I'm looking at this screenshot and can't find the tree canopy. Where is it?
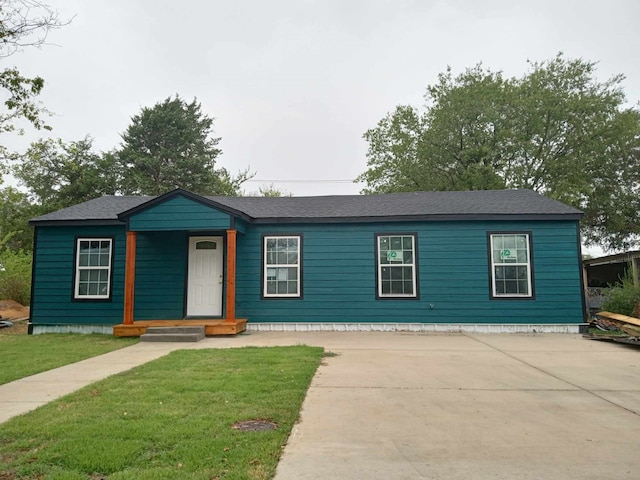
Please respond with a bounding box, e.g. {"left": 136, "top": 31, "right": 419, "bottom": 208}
{"left": 0, "top": 1, "right": 69, "bottom": 159}
{"left": 116, "top": 95, "right": 250, "bottom": 196}
{"left": 357, "top": 54, "right": 640, "bottom": 251}
{"left": 14, "top": 136, "right": 118, "bottom": 211}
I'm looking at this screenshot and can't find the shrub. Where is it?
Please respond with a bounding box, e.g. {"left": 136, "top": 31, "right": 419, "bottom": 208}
{"left": 0, "top": 248, "right": 32, "bottom": 305}
{"left": 601, "top": 269, "right": 640, "bottom": 316}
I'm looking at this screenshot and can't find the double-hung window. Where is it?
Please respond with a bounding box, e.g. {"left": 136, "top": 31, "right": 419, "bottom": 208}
{"left": 376, "top": 234, "right": 417, "bottom": 298}
{"left": 74, "top": 238, "right": 113, "bottom": 300}
{"left": 263, "top": 235, "right": 301, "bottom": 297}
{"left": 489, "top": 232, "right": 533, "bottom": 298}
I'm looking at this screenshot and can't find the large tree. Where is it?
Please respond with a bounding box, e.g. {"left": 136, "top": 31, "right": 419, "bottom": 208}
{"left": 357, "top": 54, "right": 640, "bottom": 251}
{"left": 0, "top": 186, "right": 40, "bottom": 251}
{"left": 13, "top": 137, "right": 118, "bottom": 211}
{"left": 0, "top": 1, "right": 68, "bottom": 162}
{"left": 116, "top": 96, "right": 250, "bottom": 196}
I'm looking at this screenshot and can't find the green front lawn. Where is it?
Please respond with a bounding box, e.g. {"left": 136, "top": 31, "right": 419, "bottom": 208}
{"left": 0, "top": 346, "right": 323, "bottom": 479}
{"left": 0, "top": 334, "right": 138, "bottom": 385}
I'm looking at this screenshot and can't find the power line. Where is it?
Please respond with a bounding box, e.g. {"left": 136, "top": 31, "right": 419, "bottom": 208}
{"left": 244, "top": 179, "right": 356, "bottom": 184}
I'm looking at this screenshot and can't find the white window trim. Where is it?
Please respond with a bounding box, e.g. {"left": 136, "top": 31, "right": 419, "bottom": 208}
{"left": 74, "top": 238, "right": 113, "bottom": 300}
{"left": 489, "top": 233, "right": 532, "bottom": 298}
{"left": 377, "top": 234, "right": 417, "bottom": 298}
{"left": 263, "top": 235, "right": 301, "bottom": 298}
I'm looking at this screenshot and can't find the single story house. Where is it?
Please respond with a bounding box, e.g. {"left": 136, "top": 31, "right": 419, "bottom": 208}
{"left": 28, "top": 188, "right": 587, "bottom": 335}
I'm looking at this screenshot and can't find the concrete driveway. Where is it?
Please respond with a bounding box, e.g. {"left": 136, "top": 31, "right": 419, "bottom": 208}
{"left": 1, "top": 332, "right": 639, "bottom": 479}
{"left": 248, "top": 333, "right": 640, "bottom": 480}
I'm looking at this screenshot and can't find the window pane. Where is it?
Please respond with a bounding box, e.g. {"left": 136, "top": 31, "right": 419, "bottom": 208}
{"left": 78, "top": 283, "right": 88, "bottom": 295}
{"left": 277, "top": 281, "right": 287, "bottom": 294}
{"left": 517, "top": 266, "right": 528, "bottom": 280}
{"left": 390, "top": 237, "right": 402, "bottom": 250}
{"left": 390, "top": 267, "right": 403, "bottom": 280}
{"left": 88, "top": 283, "right": 99, "bottom": 296}
{"left": 402, "top": 236, "right": 412, "bottom": 250}
{"left": 390, "top": 281, "right": 404, "bottom": 294}
{"left": 518, "top": 280, "right": 529, "bottom": 295}
{"left": 403, "top": 280, "right": 414, "bottom": 295}
{"left": 503, "top": 236, "right": 515, "bottom": 249}
{"left": 78, "top": 253, "right": 89, "bottom": 267}
{"left": 381, "top": 267, "right": 391, "bottom": 280}
{"left": 99, "top": 270, "right": 109, "bottom": 281}
{"left": 89, "top": 252, "right": 100, "bottom": 266}
{"left": 277, "top": 251, "right": 288, "bottom": 264}
{"left": 381, "top": 280, "right": 391, "bottom": 294}
{"left": 288, "top": 280, "right": 298, "bottom": 295}
{"left": 195, "top": 241, "right": 217, "bottom": 250}
{"left": 266, "top": 281, "right": 276, "bottom": 295}
{"left": 402, "top": 266, "right": 412, "bottom": 279}
{"left": 403, "top": 251, "right": 413, "bottom": 263}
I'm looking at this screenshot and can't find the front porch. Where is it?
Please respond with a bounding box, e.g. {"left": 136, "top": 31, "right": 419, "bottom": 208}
{"left": 114, "top": 318, "right": 247, "bottom": 337}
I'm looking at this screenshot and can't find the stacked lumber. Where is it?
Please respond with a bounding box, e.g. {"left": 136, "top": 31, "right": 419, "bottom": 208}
{"left": 587, "top": 310, "right": 640, "bottom": 345}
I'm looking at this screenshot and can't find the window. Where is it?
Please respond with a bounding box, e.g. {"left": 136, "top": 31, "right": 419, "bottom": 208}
{"left": 263, "top": 236, "right": 301, "bottom": 297}
{"left": 489, "top": 233, "right": 533, "bottom": 298}
{"left": 74, "top": 238, "right": 113, "bottom": 299}
{"left": 376, "top": 234, "right": 417, "bottom": 298}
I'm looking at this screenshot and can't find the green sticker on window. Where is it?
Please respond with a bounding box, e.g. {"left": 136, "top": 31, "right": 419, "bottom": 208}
{"left": 500, "top": 249, "right": 516, "bottom": 260}
{"left": 387, "top": 250, "right": 400, "bottom": 261}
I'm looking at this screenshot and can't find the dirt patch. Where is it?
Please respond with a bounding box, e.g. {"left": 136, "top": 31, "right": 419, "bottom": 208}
{"left": 0, "top": 300, "right": 30, "bottom": 335}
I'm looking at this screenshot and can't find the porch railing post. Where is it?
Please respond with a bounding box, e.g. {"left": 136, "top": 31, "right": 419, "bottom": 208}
{"left": 226, "top": 229, "right": 237, "bottom": 321}
{"left": 123, "top": 231, "right": 137, "bottom": 325}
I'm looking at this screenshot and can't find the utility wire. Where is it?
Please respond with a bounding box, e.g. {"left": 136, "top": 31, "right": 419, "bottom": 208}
{"left": 244, "top": 179, "right": 356, "bottom": 183}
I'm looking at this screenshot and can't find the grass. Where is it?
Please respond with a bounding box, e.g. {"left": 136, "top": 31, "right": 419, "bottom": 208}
{"left": 587, "top": 327, "right": 628, "bottom": 337}
{"left": 0, "top": 346, "right": 323, "bottom": 479}
{"left": 0, "top": 334, "right": 138, "bottom": 385}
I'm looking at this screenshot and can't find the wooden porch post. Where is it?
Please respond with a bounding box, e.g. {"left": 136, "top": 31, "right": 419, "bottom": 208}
{"left": 123, "top": 231, "right": 137, "bottom": 325}
{"left": 226, "top": 229, "right": 237, "bottom": 321}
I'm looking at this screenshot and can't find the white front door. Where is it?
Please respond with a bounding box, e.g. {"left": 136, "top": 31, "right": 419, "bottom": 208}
{"left": 187, "top": 236, "right": 223, "bottom": 316}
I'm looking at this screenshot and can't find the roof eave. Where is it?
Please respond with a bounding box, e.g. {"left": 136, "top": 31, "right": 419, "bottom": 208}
{"left": 252, "top": 212, "right": 584, "bottom": 224}
{"left": 29, "top": 219, "right": 126, "bottom": 227}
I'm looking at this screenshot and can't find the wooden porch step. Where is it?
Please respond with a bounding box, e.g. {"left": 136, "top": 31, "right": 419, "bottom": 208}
{"left": 140, "top": 326, "right": 205, "bottom": 342}
{"left": 114, "top": 319, "right": 247, "bottom": 337}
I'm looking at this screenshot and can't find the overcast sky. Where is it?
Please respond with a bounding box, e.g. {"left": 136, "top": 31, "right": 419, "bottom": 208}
{"left": 5, "top": 0, "right": 640, "bottom": 198}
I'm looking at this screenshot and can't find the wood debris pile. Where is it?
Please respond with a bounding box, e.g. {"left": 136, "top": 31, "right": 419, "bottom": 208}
{"left": 586, "top": 308, "right": 640, "bottom": 346}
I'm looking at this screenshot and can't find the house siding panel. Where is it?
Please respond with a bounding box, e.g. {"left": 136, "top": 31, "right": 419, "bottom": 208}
{"left": 235, "top": 220, "right": 583, "bottom": 324}
{"left": 30, "top": 225, "right": 126, "bottom": 326}
{"left": 133, "top": 231, "right": 187, "bottom": 319}
{"left": 128, "top": 196, "right": 232, "bottom": 231}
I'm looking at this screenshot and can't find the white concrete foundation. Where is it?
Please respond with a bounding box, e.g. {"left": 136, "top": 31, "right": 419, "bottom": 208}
{"left": 30, "top": 324, "right": 114, "bottom": 335}
{"left": 247, "top": 323, "right": 585, "bottom": 333}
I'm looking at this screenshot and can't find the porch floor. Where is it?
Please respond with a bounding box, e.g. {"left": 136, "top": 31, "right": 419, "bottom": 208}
{"left": 113, "top": 319, "right": 247, "bottom": 337}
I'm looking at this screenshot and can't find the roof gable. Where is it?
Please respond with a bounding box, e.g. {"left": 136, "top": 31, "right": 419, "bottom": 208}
{"left": 117, "top": 188, "right": 251, "bottom": 223}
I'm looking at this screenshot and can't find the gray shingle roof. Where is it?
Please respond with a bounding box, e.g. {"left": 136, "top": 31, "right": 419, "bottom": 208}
{"left": 30, "top": 189, "right": 582, "bottom": 225}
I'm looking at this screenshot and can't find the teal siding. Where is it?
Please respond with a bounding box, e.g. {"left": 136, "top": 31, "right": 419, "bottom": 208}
{"left": 31, "top": 225, "right": 126, "bottom": 326}
{"left": 31, "top": 218, "right": 584, "bottom": 327}
{"left": 133, "top": 231, "right": 187, "bottom": 319}
{"left": 128, "top": 196, "right": 232, "bottom": 231}
{"left": 235, "top": 220, "right": 584, "bottom": 324}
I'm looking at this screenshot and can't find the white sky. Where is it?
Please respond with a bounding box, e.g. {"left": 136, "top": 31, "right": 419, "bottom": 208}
{"left": 4, "top": 0, "right": 640, "bottom": 213}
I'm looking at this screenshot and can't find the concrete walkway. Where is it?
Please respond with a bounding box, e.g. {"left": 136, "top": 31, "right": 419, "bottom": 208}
{"left": 1, "top": 332, "right": 640, "bottom": 479}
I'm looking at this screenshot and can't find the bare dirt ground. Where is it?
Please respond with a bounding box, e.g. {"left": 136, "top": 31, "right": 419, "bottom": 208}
{"left": 0, "top": 300, "right": 30, "bottom": 335}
